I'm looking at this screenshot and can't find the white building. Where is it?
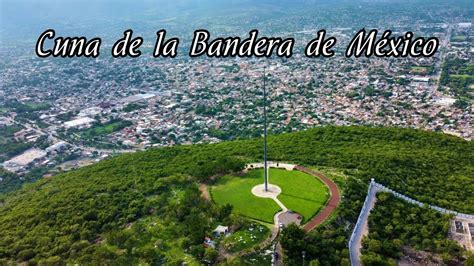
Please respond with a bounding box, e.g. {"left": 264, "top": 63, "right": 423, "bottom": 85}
{"left": 412, "top": 76, "right": 430, "bottom": 83}
{"left": 46, "top": 141, "right": 69, "bottom": 153}
{"left": 213, "top": 225, "right": 229, "bottom": 236}
{"left": 64, "top": 117, "right": 95, "bottom": 129}
{"left": 79, "top": 107, "right": 102, "bottom": 117}
{"left": 120, "top": 93, "right": 156, "bottom": 104}
{"left": 458, "top": 22, "right": 472, "bottom": 28}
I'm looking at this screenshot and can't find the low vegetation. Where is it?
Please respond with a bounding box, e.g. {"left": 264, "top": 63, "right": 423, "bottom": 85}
{"left": 271, "top": 169, "right": 328, "bottom": 222}
{"left": 211, "top": 172, "right": 279, "bottom": 223}
{"left": 211, "top": 168, "right": 328, "bottom": 223}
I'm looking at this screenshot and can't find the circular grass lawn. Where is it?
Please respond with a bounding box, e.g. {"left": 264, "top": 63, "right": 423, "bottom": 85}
{"left": 210, "top": 168, "right": 329, "bottom": 224}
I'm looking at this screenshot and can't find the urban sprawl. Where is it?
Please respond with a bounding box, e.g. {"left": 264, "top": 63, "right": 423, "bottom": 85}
{"left": 0, "top": 20, "right": 472, "bottom": 181}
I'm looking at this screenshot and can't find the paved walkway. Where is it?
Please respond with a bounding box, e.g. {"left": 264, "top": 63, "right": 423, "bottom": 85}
{"left": 251, "top": 183, "right": 288, "bottom": 230}
{"left": 348, "top": 180, "right": 380, "bottom": 266}
{"left": 279, "top": 212, "right": 302, "bottom": 226}
{"left": 295, "top": 166, "right": 341, "bottom": 231}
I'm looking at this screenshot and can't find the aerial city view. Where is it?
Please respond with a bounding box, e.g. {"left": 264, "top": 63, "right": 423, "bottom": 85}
{"left": 0, "top": 0, "right": 473, "bottom": 265}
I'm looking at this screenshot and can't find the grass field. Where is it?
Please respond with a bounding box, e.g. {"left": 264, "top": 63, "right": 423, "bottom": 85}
{"left": 270, "top": 169, "right": 329, "bottom": 222}
{"left": 79, "top": 120, "right": 132, "bottom": 138}
{"left": 211, "top": 173, "right": 279, "bottom": 223}
{"left": 24, "top": 102, "right": 51, "bottom": 111}
{"left": 451, "top": 35, "right": 467, "bottom": 42}
{"left": 211, "top": 168, "right": 329, "bottom": 223}
{"left": 410, "top": 66, "right": 428, "bottom": 74}
{"left": 410, "top": 66, "right": 435, "bottom": 75}
{"left": 450, "top": 74, "right": 474, "bottom": 79}
{"left": 0, "top": 107, "right": 8, "bottom": 114}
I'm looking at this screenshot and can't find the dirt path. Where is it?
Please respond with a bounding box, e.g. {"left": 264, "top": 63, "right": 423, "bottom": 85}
{"left": 199, "top": 184, "right": 211, "bottom": 201}
{"left": 295, "top": 166, "right": 341, "bottom": 232}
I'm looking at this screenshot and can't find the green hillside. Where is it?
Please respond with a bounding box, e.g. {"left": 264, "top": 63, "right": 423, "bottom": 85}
{"left": 0, "top": 126, "right": 473, "bottom": 264}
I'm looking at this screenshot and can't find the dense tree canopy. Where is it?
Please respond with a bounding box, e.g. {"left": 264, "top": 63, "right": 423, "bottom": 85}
{"left": 361, "top": 193, "right": 470, "bottom": 265}
{"left": 0, "top": 126, "right": 473, "bottom": 264}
